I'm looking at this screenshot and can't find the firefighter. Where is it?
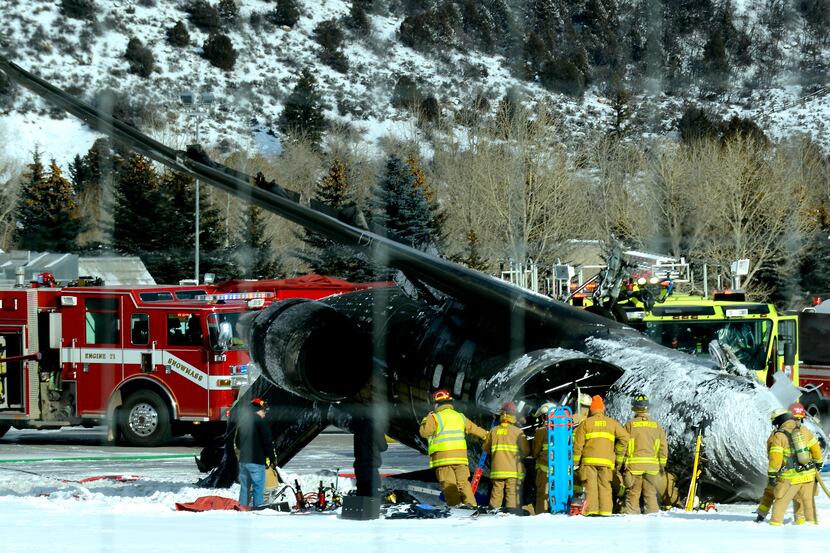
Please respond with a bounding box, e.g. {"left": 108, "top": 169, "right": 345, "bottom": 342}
{"left": 766, "top": 407, "right": 822, "bottom": 526}
{"left": 573, "top": 395, "right": 629, "bottom": 516}
{"left": 572, "top": 393, "right": 592, "bottom": 498}
{"left": 484, "top": 402, "right": 530, "bottom": 510}
{"left": 419, "top": 389, "right": 488, "bottom": 507}
{"left": 756, "top": 403, "right": 823, "bottom": 523}
{"left": 531, "top": 401, "right": 556, "bottom": 514}
{"left": 622, "top": 393, "right": 668, "bottom": 514}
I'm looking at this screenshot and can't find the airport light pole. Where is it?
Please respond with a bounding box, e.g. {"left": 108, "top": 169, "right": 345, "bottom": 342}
{"left": 179, "top": 91, "right": 215, "bottom": 283}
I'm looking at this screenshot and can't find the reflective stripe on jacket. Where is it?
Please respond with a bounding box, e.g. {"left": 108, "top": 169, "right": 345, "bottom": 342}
{"left": 623, "top": 414, "right": 668, "bottom": 475}
{"left": 484, "top": 420, "right": 530, "bottom": 479}
{"left": 419, "top": 404, "right": 487, "bottom": 468}
{"left": 573, "top": 412, "right": 629, "bottom": 468}
{"left": 532, "top": 426, "right": 549, "bottom": 472}
{"left": 767, "top": 420, "right": 822, "bottom": 485}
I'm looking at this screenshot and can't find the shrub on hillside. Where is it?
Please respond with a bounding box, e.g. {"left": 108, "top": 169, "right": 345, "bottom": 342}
{"left": 202, "top": 32, "right": 237, "bottom": 70}
{"left": 314, "top": 19, "right": 345, "bottom": 51}
{"left": 538, "top": 57, "right": 585, "bottom": 97}
{"left": 166, "top": 21, "right": 190, "bottom": 47}
{"left": 390, "top": 75, "right": 422, "bottom": 109}
{"left": 420, "top": 95, "right": 440, "bottom": 123}
{"left": 319, "top": 49, "right": 350, "bottom": 73}
{"left": 125, "top": 37, "right": 155, "bottom": 78}
{"left": 187, "top": 0, "right": 221, "bottom": 32}
{"left": 677, "top": 106, "right": 720, "bottom": 143}
{"left": 60, "top": 0, "right": 96, "bottom": 20}
{"left": 271, "top": 0, "right": 301, "bottom": 27}
{"left": 218, "top": 0, "right": 239, "bottom": 25}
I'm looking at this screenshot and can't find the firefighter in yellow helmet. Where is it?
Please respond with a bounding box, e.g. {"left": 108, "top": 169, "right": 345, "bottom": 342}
{"left": 531, "top": 401, "right": 556, "bottom": 514}
{"left": 484, "top": 402, "right": 530, "bottom": 509}
{"left": 755, "top": 402, "right": 823, "bottom": 524}
{"left": 419, "top": 389, "right": 488, "bottom": 506}
{"left": 766, "top": 407, "right": 823, "bottom": 525}
{"left": 573, "top": 395, "right": 629, "bottom": 516}
{"left": 622, "top": 393, "right": 668, "bottom": 514}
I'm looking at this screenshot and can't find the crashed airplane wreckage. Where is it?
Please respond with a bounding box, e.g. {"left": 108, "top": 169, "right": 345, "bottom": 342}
{"left": 1, "top": 58, "right": 821, "bottom": 501}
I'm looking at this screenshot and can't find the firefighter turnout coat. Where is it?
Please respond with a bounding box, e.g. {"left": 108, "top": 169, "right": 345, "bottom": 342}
{"left": 767, "top": 419, "right": 823, "bottom": 525}
{"left": 623, "top": 412, "right": 668, "bottom": 514}
{"left": 420, "top": 404, "right": 487, "bottom": 468}
{"left": 573, "top": 412, "right": 629, "bottom": 516}
{"left": 484, "top": 415, "right": 530, "bottom": 509}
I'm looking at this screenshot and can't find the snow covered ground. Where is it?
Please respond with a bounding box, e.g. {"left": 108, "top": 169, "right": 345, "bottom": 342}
{"left": 1, "top": 427, "right": 828, "bottom": 553}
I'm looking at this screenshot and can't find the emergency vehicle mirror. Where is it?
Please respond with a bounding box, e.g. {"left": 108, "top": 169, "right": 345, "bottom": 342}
{"left": 217, "top": 321, "right": 232, "bottom": 351}
{"left": 783, "top": 342, "right": 795, "bottom": 366}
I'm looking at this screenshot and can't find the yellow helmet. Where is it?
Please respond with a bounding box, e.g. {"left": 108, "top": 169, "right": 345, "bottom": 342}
{"left": 769, "top": 408, "right": 790, "bottom": 423}
{"left": 578, "top": 393, "right": 592, "bottom": 407}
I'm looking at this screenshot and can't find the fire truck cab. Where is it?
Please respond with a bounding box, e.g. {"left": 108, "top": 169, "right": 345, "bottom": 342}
{"left": 0, "top": 282, "right": 268, "bottom": 446}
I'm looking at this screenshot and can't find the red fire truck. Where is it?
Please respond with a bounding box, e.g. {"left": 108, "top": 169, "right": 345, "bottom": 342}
{"left": 0, "top": 279, "right": 277, "bottom": 446}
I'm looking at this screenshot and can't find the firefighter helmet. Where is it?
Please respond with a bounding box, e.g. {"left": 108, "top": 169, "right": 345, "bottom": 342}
{"left": 578, "top": 393, "right": 592, "bottom": 407}
{"left": 632, "top": 393, "right": 650, "bottom": 410}
{"left": 500, "top": 401, "right": 517, "bottom": 415}
{"left": 770, "top": 408, "right": 791, "bottom": 426}
{"left": 535, "top": 402, "right": 556, "bottom": 417}
{"left": 789, "top": 402, "right": 806, "bottom": 419}
{"left": 432, "top": 389, "right": 452, "bottom": 403}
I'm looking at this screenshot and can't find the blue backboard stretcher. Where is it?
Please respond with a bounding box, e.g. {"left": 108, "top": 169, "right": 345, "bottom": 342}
{"left": 547, "top": 405, "right": 574, "bottom": 513}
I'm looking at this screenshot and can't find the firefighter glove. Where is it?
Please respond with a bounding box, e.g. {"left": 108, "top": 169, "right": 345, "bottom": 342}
{"left": 815, "top": 462, "right": 823, "bottom": 472}
{"left": 767, "top": 475, "right": 777, "bottom": 487}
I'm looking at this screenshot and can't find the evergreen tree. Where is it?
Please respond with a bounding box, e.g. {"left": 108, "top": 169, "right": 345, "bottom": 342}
{"left": 235, "top": 204, "right": 282, "bottom": 279}
{"left": 296, "top": 158, "right": 378, "bottom": 281}
{"left": 701, "top": 27, "right": 729, "bottom": 93}
{"left": 456, "top": 228, "right": 489, "bottom": 271}
{"left": 15, "top": 154, "right": 81, "bottom": 252}
{"left": 167, "top": 21, "right": 191, "bottom": 47}
{"left": 163, "top": 170, "right": 235, "bottom": 281}
{"left": 112, "top": 155, "right": 169, "bottom": 255}
{"left": 370, "top": 155, "right": 440, "bottom": 252}
{"left": 272, "top": 0, "right": 300, "bottom": 27}
{"left": 278, "top": 68, "right": 326, "bottom": 148}
{"left": 347, "top": 1, "right": 371, "bottom": 34}
{"left": 67, "top": 154, "right": 88, "bottom": 192}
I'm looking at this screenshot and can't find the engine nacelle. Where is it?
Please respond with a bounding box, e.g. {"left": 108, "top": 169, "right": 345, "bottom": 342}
{"left": 249, "top": 299, "right": 372, "bottom": 402}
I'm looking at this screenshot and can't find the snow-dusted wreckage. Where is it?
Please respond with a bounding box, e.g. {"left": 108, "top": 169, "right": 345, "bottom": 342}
{"left": 1, "top": 58, "right": 818, "bottom": 501}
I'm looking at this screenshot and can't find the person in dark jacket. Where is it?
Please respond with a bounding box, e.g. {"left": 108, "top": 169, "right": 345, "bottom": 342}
{"left": 352, "top": 415, "right": 389, "bottom": 497}
{"left": 235, "top": 397, "right": 277, "bottom": 508}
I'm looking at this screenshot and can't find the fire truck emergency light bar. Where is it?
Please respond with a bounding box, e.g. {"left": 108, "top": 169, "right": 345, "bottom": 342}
{"left": 195, "top": 292, "right": 275, "bottom": 301}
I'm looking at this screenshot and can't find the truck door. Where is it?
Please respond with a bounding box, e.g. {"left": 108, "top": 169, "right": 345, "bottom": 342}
{"left": 77, "top": 296, "right": 123, "bottom": 416}
{"left": 778, "top": 317, "right": 798, "bottom": 384}
{"left": 123, "top": 312, "right": 155, "bottom": 381}
{"left": 0, "top": 328, "right": 25, "bottom": 412}
{"left": 161, "top": 313, "right": 208, "bottom": 418}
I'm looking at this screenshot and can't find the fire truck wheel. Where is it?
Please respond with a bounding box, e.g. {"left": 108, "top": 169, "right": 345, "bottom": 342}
{"left": 0, "top": 423, "right": 9, "bottom": 439}
{"left": 119, "top": 390, "right": 172, "bottom": 447}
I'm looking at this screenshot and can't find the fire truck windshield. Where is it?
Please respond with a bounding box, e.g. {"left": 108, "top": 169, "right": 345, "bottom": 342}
{"left": 643, "top": 319, "right": 772, "bottom": 372}
{"left": 207, "top": 313, "right": 247, "bottom": 351}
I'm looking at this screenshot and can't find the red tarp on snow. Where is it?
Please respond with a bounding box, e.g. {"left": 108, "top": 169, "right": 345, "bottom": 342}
{"left": 174, "top": 496, "right": 248, "bottom": 512}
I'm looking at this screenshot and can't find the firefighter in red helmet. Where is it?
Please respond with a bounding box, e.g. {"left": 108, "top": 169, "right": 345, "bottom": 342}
{"left": 756, "top": 402, "right": 824, "bottom": 523}
{"left": 483, "top": 401, "right": 530, "bottom": 510}
{"left": 766, "top": 406, "right": 823, "bottom": 525}
{"left": 419, "top": 389, "right": 487, "bottom": 506}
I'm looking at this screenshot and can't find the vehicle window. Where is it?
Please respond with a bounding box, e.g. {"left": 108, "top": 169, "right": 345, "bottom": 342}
{"left": 130, "top": 313, "right": 149, "bottom": 345}
{"left": 139, "top": 292, "right": 174, "bottom": 302}
{"left": 167, "top": 313, "right": 203, "bottom": 347}
{"left": 207, "top": 313, "right": 247, "bottom": 350}
{"left": 85, "top": 297, "right": 120, "bottom": 345}
{"left": 644, "top": 319, "right": 772, "bottom": 372}
{"left": 174, "top": 290, "right": 207, "bottom": 300}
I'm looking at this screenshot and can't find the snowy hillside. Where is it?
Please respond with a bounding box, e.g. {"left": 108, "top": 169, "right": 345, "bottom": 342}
{"left": 2, "top": 0, "right": 830, "bottom": 166}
